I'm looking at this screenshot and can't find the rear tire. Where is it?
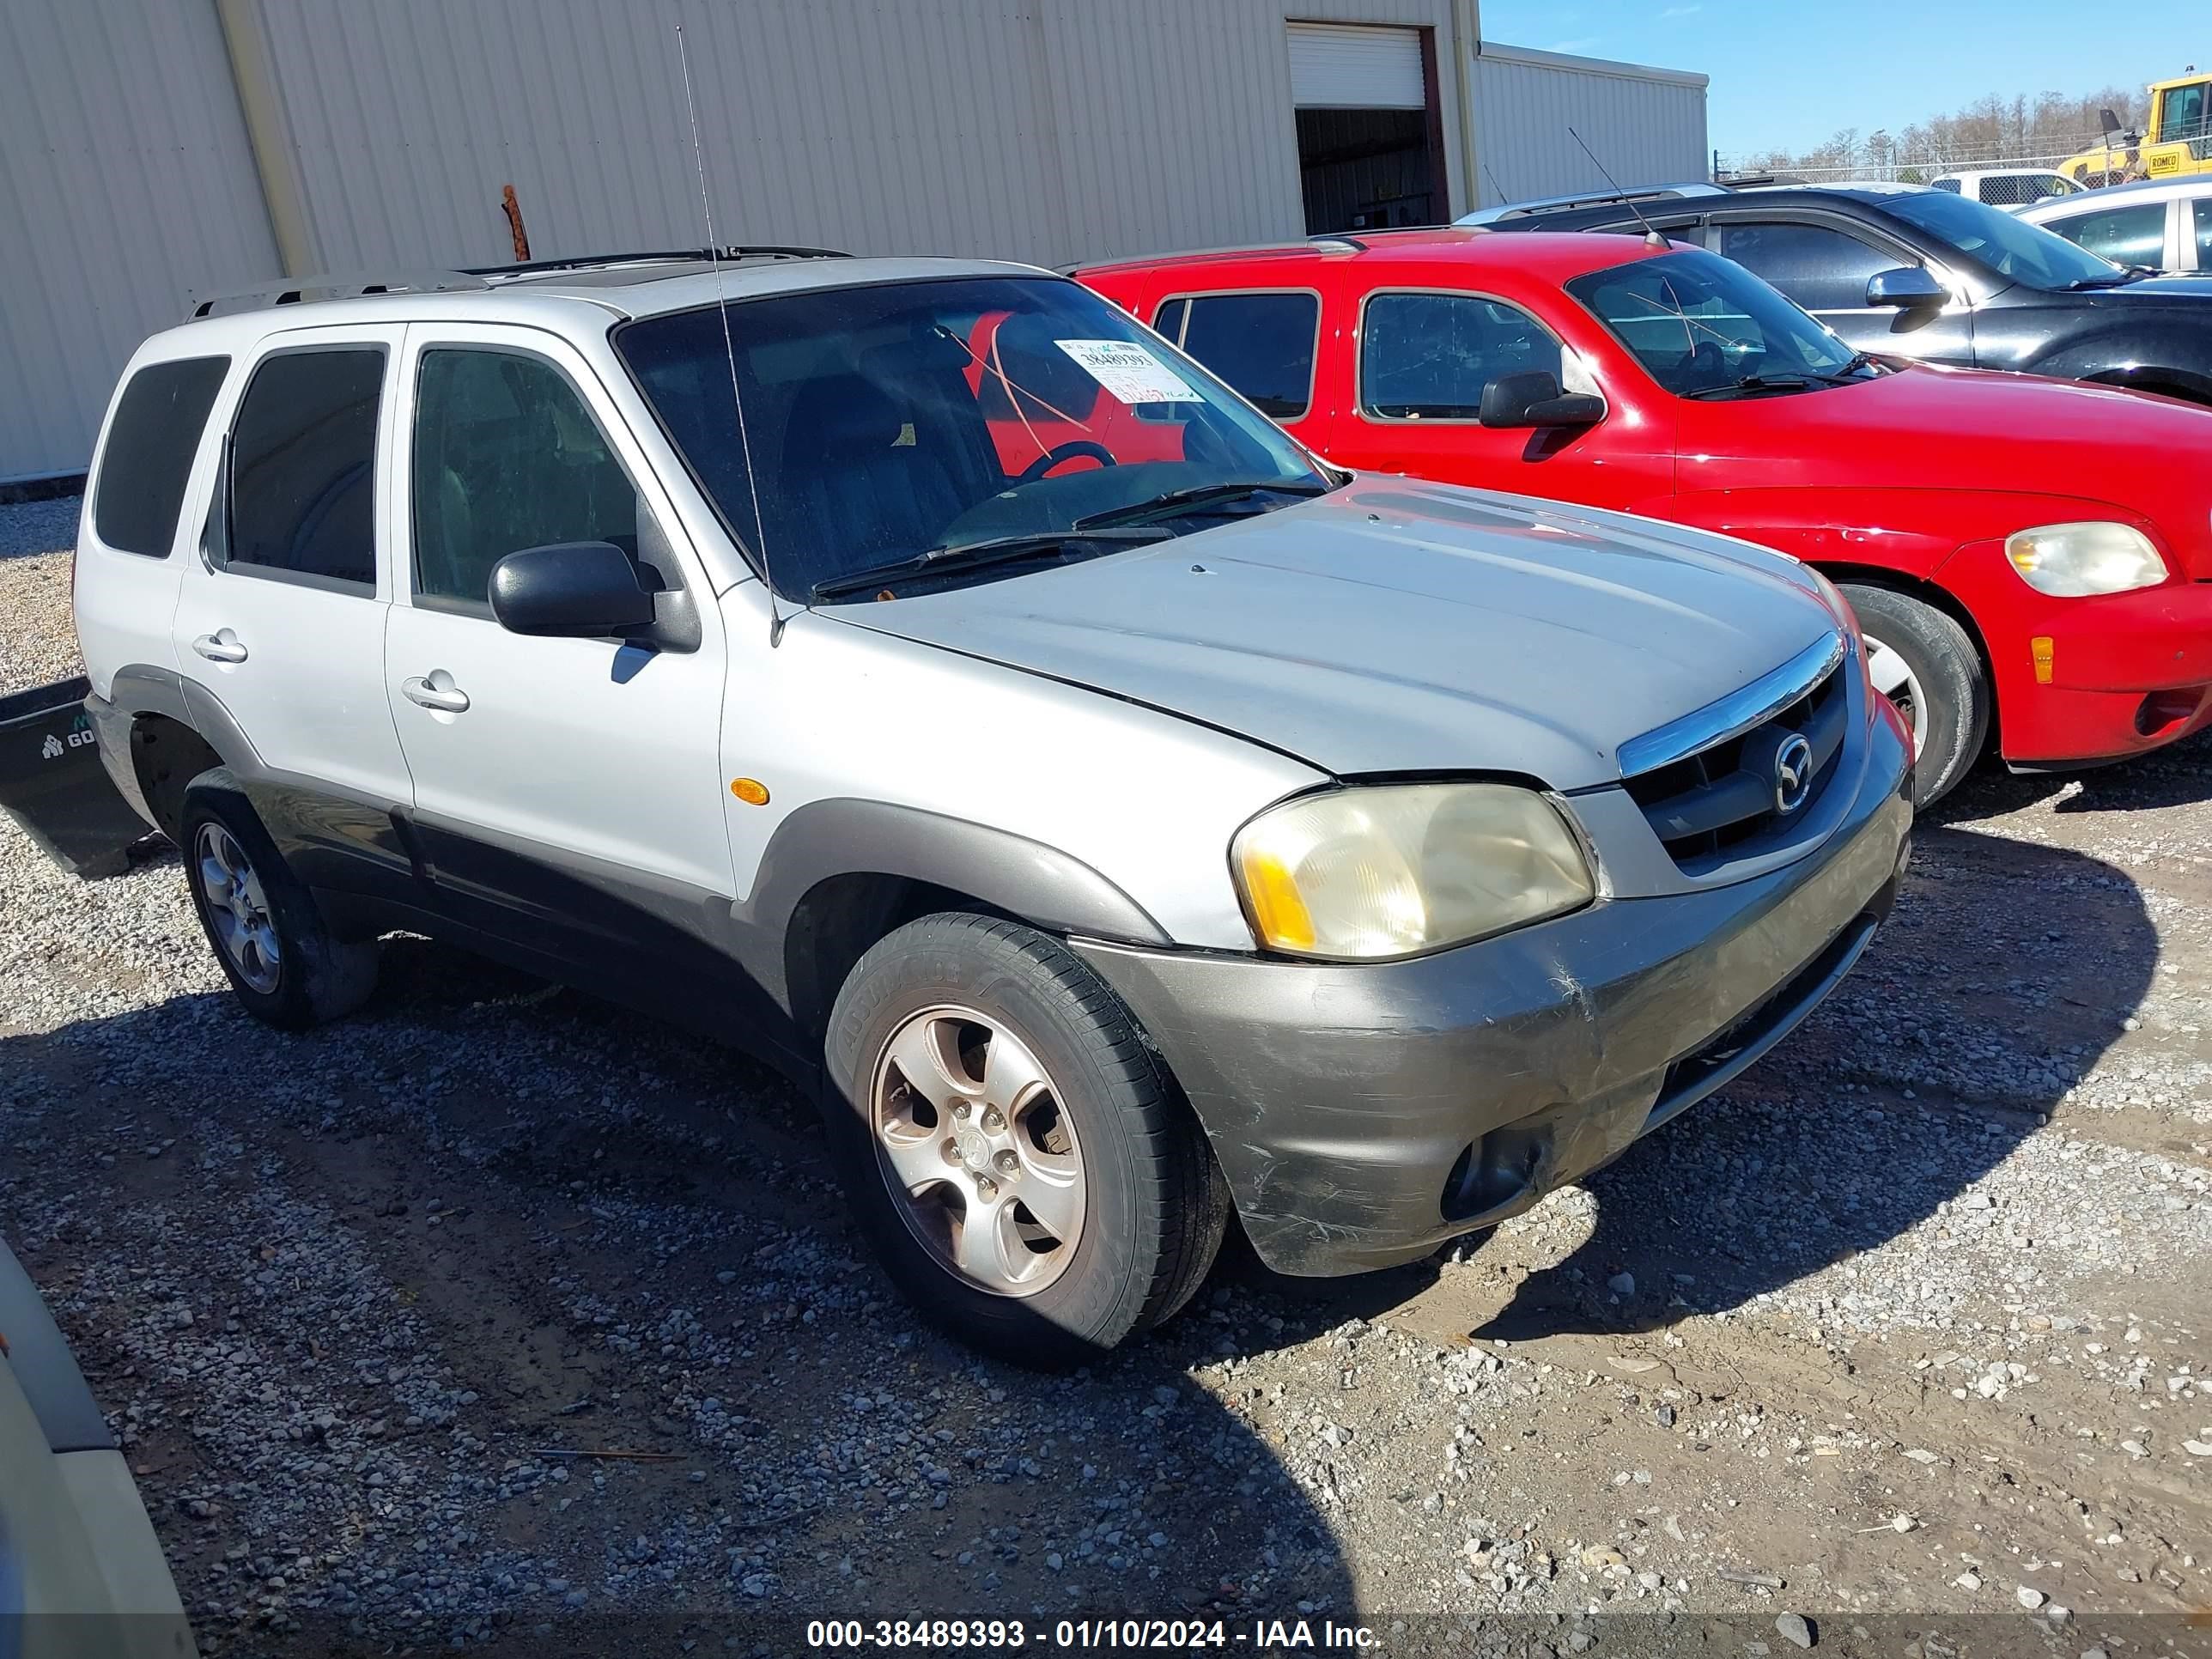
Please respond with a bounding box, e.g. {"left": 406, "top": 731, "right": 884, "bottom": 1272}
{"left": 822, "top": 913, "right": 1228, "bottom": 1367}
{"left": 179, "top": 769, "right": 380, "bottom": 1030}
{"left": 1842, "top": 584, "right": 1988, "bottom": 807}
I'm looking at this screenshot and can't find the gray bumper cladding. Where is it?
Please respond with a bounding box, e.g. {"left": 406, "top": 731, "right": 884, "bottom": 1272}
{"left": 1076, "top": 727, "right": 1913, "bottom": 1277}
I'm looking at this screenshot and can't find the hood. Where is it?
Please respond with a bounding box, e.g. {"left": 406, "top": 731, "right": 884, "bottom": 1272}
{"left": 823, "top": 481, "right": 1838, "bottom": 788}
{"left": 1681, "top": 365, "right": 2212, "bottom": 574}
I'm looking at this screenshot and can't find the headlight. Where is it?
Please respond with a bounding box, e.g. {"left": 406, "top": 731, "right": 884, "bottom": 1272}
{"left": 1231, "top": 783, "right": 1595, "bottom": 960}
{"left": 2004, "top": 522, "right": 2166, "bottom": 597}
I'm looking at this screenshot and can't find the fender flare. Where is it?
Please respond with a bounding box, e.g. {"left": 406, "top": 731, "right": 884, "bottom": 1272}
{"left": 89, "top": 665, "right": 262, "bottom": 828}
{"left": 730, "top": 797, "right": 1172, "bottom": 1014}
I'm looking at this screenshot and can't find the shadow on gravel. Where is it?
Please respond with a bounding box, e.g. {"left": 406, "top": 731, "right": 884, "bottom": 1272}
{"left": 2, "top": 927, "right": 1360, "bottom": 1655}
{"left": 1924, "top": 727, "right": 2212, "bottom": 819}
{"left": 1466, "top": 816, "right": 2154, "bottom": 1342}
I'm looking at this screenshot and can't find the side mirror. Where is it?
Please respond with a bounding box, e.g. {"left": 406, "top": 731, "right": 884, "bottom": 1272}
{"left": 1865, "top": 266, "right": 1949, "bottom": 308}
{"left": 489, "top": 541, "right": 658, "bottom": 639}
{"left": 1478, "top": 370, "right": 1607, "bottom": 429}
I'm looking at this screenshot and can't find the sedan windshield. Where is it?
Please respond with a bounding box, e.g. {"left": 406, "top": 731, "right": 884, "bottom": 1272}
{"left": 1878, "top": 190, "right": 2124, "bottom": 289}
{"left": 1564, "top": 248, "right": 1868, "bottom": 398}
{"left": 615, "top": 276, "right": 1330, "bottom": 600}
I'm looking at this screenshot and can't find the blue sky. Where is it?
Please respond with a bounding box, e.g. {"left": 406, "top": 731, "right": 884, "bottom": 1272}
{"left": 1474, "top": 2, "right": 2193, "bottom": 156}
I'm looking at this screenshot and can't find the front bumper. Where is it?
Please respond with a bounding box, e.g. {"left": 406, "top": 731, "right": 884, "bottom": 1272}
{"left": 1937, "top": 544, "right": 2212, "bottom": 765}
{"left": 1074, "top": 708, "right": 1912, "bottom": 1277}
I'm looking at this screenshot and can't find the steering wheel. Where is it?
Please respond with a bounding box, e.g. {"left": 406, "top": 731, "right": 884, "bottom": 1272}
{"left": 1014, "top": 441, "right": 1116, "bottom": 483}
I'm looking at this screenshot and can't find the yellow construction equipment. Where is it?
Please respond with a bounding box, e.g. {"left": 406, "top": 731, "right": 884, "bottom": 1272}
{"left": 2062, "top": 70, "right": 2212, "bottom": 186}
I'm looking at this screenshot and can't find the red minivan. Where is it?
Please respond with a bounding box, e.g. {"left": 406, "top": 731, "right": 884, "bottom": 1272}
{"left": 1075, "top": 229, "right": 2212, "bottom": 803}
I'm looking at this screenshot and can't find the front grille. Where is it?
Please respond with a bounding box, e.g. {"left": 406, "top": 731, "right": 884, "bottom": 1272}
{"left": 1624, "top": 658, "right": 1848, "bottom": 872}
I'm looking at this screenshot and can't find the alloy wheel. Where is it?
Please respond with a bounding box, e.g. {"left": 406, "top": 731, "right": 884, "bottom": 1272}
{"left": 195, "top": 823, "right": 283, "bottom": 994}
{"left": 869, "top": 1004, "right": 1086, "bottom": 1297}
{"left": 1863, "top": 633, "right": 1928, "bottom": 760}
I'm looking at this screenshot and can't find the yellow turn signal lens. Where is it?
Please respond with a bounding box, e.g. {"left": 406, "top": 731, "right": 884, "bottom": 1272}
{"left": 2030, "top": 636, "right": 2055, "bottom": 685}
{"left": 1237, "top": 848, "right": 1317, "bottom": 952}
{"left": 730, "top": 777, "right": 771, "bottom": 805}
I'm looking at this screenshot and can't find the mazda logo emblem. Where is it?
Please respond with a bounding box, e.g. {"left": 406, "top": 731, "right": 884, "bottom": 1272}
{"left": 1773, "top": 732, "right": 1815, "bottom": 814}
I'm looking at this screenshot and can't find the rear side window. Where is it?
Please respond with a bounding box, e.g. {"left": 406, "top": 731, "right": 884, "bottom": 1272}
{"left": 1154, "top": 292, "right": 1320, "bottom": 419}
{"left": 2193, "top": 199, "right": 2212, "bottom": 265}
{"left": 93, "top": 356, "right": 229, "bottom": 556}
{"left": 2045, "top": 203, "right": 2166, "bottom": 267}
{"left": 411, "top": 347, "right": 644, "bottom": 608}
{"left": 1359, "top": 292, "right": 1562, "bottom": 420}
{"left": 1715, "top": 222, "right": 1899, "bottom": 312}
{"left": 226, "top": 349, "right": 384, "bottom": 590}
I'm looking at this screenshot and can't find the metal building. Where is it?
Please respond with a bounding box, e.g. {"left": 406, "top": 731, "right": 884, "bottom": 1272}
{"left": 0, "top": 0, "right": 1707, "bottom": 483}
{"left": 1468, "top": 41, "right": 1711, "bottom": 209}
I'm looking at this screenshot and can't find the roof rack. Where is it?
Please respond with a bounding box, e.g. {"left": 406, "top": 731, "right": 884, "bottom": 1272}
{"left": 186, "top": 245, "right": 853, "bottom": 319}
{"left": 461, "top": 244, "right": 852, "bottom": 277}
{"left": 1455, "top": 182, "right": 1728, "bottom": 226}
{"left": 188, "top": 270, "right": 487, "bottom": 319}
{"left": 1307, "top": 234, "right": 1367, "bottom": 252}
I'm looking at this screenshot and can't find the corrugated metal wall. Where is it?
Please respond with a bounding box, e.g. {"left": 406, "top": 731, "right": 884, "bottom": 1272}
{"left": 243, "top": 0, "right": 1465, "bottom": 276}
{"left": 0, "top": 0, "right": 279, "bottom": 482}
{"left": 0, "top": 0, "right": 1510, "bottom": 479}
{"left": 1469, "top": 41, "right": 1708, "bottom": 209}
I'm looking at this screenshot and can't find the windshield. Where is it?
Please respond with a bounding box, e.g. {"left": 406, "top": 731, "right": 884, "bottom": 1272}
{"left": 615, "top": 276, "right": 1329, "bottom": 599}
{"left": 1878, "top": 190, "right": 2124, "bottom": 289}
{"left": 1564, "top": 248, "right": 1865, "bottom": 398}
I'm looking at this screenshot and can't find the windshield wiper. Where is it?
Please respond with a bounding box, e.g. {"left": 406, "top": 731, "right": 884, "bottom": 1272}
{"left": 1073, "top": 477, "right": 1329, "bottom": 530}
{"left": 809, "top": 527, "right": 1169, "bottom": 601}
{"left": 1678, "top": 375, "right": 1819, "bottom": 401}
{"left": 2063, "top": 266, "right": 2154, "bottom": 289}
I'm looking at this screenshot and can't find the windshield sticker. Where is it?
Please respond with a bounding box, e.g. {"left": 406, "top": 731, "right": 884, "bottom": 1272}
{"left": 1054, "top": 339, "right": 1201, "bottom": 404}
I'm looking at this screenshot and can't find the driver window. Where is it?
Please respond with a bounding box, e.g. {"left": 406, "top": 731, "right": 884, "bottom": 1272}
{"left": 2049, "top": 203, "right": 2166, "bottom": 267}
{"left": 1715, "top": 222, "right": 1899, "bottom": 312}
{"left": 1359, "top": 292, "right": 1563, "bottom": 421}
{"left": 410, "top": 348, "right": 646, "bottom": 610}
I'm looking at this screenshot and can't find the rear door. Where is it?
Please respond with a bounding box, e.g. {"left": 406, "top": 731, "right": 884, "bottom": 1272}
{"left": 1150, "top": 288, "right": 1333, "bottom": 451}
{"left": 381, "top": 321, "right": 737, "bottom": 987}
{"left": 168, "top": 325, "right": 415, "bottom": 896}
{"left": 1706, "top": 212, "right": 1975, "bottom": 365}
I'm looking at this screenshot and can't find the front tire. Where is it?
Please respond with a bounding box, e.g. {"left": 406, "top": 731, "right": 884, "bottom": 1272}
{"left": 179, "top": 769, "right": 380, "bottom": 1030}
{"left": 823, "top": 913, "right": 1227, "bottom": 1366}
{"left": 1842, "top": 584, "right": 1988, "bottom": 807}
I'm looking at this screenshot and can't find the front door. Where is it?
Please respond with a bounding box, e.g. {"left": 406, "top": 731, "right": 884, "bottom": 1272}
{"left": 1316, "top": 287, "right": 1663, "bottom": 513}
{"left": 380, "top": 324, "right": 738, "bottom": 997}
{"left": 169, "top": 327, "right": 416, "bottom": 898}
{"left": 1708, "top": 215, "right": 1976, "bottom": 366}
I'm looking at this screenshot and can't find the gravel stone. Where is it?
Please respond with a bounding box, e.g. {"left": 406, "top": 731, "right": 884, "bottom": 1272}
{"left": 6, "top": 562, "right": 2211, "bottom": 1650}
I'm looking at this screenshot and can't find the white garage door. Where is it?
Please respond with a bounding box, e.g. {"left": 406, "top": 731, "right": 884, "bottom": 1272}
{"left": 1286, "top": 22, "right": 1426, "bottom": 111}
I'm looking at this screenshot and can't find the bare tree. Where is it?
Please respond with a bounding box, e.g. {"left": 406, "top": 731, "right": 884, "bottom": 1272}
{"left": 1724, "top": 83, "right": 2154, "bottom": 179}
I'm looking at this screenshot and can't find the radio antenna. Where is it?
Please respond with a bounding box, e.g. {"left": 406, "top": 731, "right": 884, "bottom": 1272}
{"left": 1481, "top": 160, "right": 1510, "bottom": 208}
{"left": 674, "top": 22, "right": 782, "bottom": 645}
{"left": 1566, "top": 125, "right": 1669, "bottom": 249}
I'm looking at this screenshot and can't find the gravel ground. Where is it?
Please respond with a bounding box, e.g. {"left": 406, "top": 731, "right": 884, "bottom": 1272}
{"left": 0, "top": 498, "right": 83, "bottom": 695}
{"left": 3, "top": 499, "right": 2209, "bottom": 1657}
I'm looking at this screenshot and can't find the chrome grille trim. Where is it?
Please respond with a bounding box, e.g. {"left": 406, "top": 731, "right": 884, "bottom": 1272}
{"left": 1618, "top": 629, "right": 1846, "bottom": 780}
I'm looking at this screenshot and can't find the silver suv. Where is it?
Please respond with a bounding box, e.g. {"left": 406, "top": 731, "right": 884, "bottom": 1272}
{"left": 73, "top": 248, "right": 1912, "bottom": 1363}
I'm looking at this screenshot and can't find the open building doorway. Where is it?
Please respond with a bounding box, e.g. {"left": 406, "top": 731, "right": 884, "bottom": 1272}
{"left": 1288, "top": 22, "right": 1447, "bottom": 233}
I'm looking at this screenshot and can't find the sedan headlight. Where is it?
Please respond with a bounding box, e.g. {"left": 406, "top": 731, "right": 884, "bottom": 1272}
{"left": 1232, "top": 783, "right": 1595, "bottom": 960}
{"left": 2004, "top": 522, "right": 2166, "bottom": 597}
